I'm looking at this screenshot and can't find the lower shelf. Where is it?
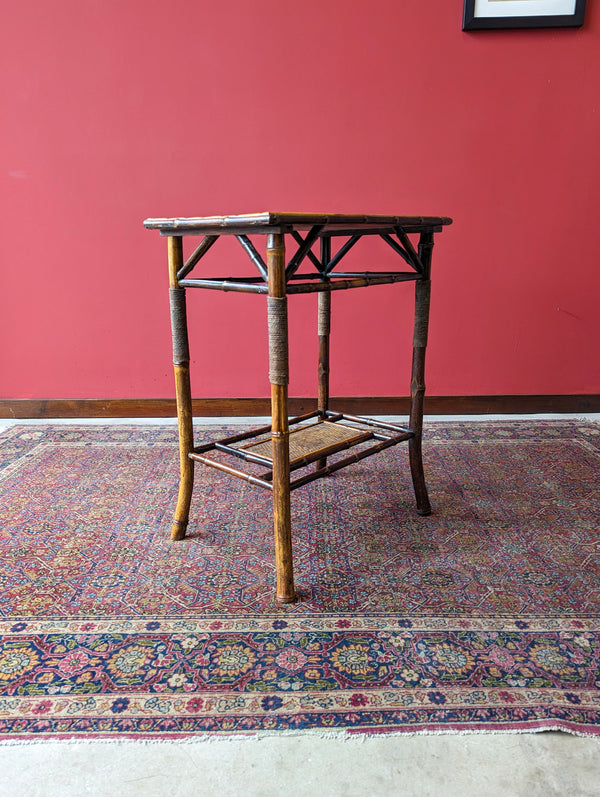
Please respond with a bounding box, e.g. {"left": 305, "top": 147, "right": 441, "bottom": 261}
{"left": 189, "top": 409, "right": 415, "bottom": 491}
{"left": 242, "top": 420, "right": 371, "bottom": 465}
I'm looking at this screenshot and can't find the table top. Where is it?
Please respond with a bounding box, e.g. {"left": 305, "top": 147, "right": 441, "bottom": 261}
{"left": 143, "top": 212, "right": 452, "bottom": 236}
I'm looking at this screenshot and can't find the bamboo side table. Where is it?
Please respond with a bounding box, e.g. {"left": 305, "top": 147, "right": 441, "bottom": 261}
{"left": 144, "top": 212, "right": 452, "bottom": 603}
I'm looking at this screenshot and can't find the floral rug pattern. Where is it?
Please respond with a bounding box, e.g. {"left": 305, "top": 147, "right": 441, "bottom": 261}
{"left": 0, "top": 421, "right": 599, "bottom": 738}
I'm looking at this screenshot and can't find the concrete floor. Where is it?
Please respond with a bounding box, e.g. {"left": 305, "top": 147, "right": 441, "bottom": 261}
{"left": 0, "top": 732, "right": 599, "bottom": 797}
{"left": 1, "top": 415, "right": 599, "bottom": 796}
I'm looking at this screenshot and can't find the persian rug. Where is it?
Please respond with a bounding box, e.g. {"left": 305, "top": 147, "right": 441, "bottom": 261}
{"left": 0, "top": 420, "right": 599, "bottom": 741}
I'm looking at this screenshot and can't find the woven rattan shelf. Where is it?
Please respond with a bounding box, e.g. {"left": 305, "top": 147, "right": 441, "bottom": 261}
{"left": 144, "top": 211, "right": 452, "bottom": 603}
{"left": 244, "top": 420, "right": 369, "bottom": 463}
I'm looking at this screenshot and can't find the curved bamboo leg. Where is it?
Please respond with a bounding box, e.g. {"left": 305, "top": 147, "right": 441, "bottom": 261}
{"left": 267, "top": 233, "right": 295, "bottom": 603}
{"left": 409, "top": 345, "right": 431, "bottom": 516}
{"left": 168, "top": 236, "right": 195, "bottom": 540}
{"left": 171, "top": 365, "right": 194, "bottom": 539}
{"left": 408, "top": 233, "right": 434, "bottom": 516}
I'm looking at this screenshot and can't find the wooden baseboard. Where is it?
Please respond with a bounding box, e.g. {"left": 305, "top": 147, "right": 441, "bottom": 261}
{"left": 0, "top": 395, "right": 598, "bottom": 419}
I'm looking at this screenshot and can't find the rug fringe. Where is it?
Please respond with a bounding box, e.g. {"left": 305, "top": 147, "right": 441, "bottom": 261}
{"left": 0, "top": 724, "right": 597, "bottom": 747}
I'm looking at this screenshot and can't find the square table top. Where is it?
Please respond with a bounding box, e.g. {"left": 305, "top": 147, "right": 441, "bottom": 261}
{"left": 143, "top": 212, "right": 452, "bottom": 236}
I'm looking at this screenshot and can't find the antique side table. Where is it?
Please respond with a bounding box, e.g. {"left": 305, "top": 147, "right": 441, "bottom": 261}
{"left": 143, "top": 212, "right": 452, "bottom": 603}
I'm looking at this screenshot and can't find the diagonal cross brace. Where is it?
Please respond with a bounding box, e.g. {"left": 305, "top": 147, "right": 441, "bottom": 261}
{"left": 380, "top": 233, "right": 416, "bottom": 269}
{"left": 177, "top": 235, "right": 218, "bottom": 280}
{"left": 291, "top": 231, "right": 324, "bottom": 273}
{"left": 236, "top": 235, "right": 269, "bottom": 281}
{"left": 324, "top": 234, "right": 361, "bottom": 274}
{"left": 394, "top": 225, "right": 425, "bottom": 274}
{"left": 286, "top": 225, "right": 324, "bottom": 277}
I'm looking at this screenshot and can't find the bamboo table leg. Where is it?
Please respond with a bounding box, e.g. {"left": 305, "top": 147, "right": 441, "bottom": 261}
{"left": 408, "top": 231, "right": 434, "bottom": 517}
{"left": 316, "top": 236, "right": 331, "bottom": 471}
{"left": 267, "top": 233, "right": 295, "bottom": 603}
{"left": 168, "top": 236, "right": 195, "bottom": 540}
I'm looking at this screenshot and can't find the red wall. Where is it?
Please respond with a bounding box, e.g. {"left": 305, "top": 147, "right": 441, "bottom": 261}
{"left": 2, "top": 0, "right": 599, "bottom": 400}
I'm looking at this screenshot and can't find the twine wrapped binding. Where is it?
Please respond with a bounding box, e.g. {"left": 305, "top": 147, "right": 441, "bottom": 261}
{"left": 267, "top": 296, "right": 289, "bottom": 385}
{"left": 413, "top": 280, "right": 431, "bottom": 348}
{"left": 169, "top": 288, "right": 190, "bottom": 364}
{"left": 318, "top": 291, "right": 331, "bottom": 337}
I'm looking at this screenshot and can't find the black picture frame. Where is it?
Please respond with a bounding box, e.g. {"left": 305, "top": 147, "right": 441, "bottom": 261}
{"left": 463, "top": 0, "right": 586, "bottom": 30}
